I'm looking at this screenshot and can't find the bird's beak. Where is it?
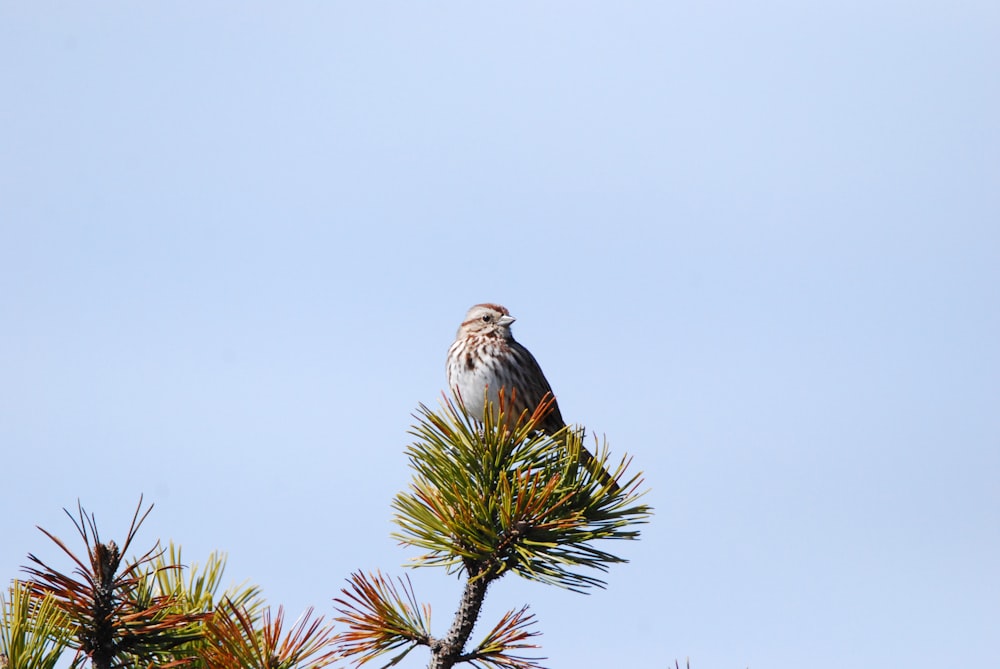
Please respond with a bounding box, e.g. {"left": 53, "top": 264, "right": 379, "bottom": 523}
{"left": 498, "top": 315, "right": 515, "bottom": 327}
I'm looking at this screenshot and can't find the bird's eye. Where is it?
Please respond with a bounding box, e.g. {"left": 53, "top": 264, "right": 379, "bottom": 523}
{"left": 482, "top": 314, "right": 491, "bottom": 322}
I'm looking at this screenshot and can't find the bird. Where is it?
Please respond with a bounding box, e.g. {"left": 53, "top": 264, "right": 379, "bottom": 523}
{"left": 446, "top": 303, "right": 619, "bottom": 492}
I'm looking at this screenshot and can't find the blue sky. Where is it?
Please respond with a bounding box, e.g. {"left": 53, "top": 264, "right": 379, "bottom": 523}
{"left": 2, "top": 3, "right": 998, "bottom": 668}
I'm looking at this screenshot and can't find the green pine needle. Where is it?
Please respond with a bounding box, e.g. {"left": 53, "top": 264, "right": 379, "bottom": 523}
{"left": 391, "top": 398, "right": 651, "bottom": 591}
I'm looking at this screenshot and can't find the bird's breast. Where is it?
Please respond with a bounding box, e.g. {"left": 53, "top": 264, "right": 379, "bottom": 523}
{"left": 447, "top": 340, "right": 509, "bottom": 419}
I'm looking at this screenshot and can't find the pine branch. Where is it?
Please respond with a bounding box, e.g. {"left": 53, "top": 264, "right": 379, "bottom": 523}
{"left": 0, "top": 581, "right": 71, "bottom": 669}
{"left": 332, "top": 571, "right": 431, "bottom": 666}
{"left": 427, "top": 565, "right": 496, "bottom": 669}
{"left": 338, "top": 398, "right": 650, "bottom": 668}
{"left": 393, "top": 399, "right": 651, "bottom": 591}
{"left": 460, "top": 605, "right": 542, "bottom": 669}
{"left": 22, "top": 497, "right": 209, "bottom": 669}
{"left": 200, "top": 600, "right": 338, "bottom": 669}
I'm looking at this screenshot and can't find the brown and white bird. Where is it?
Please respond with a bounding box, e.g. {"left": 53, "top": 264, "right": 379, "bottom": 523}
{"left": 446, "top": 303, "right": 619, "bottom": 491}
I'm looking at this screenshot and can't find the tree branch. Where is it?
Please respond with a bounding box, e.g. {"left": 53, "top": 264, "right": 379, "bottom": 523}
{"left": 429, "top": 564, "right": 498, "bottom": 669}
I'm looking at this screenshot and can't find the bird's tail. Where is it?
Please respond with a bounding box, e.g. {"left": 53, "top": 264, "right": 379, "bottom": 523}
{"left": 561, "top": 429, "right": 621, "bottom": 495}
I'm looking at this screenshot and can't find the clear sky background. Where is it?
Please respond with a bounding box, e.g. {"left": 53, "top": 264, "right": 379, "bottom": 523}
{"left": 2, "top": 3, "right": 998, "bottom": 668}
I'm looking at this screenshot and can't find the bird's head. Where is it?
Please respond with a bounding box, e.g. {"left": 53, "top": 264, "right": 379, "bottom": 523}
{"left": 457, "top": 303, "right": 515, "bottom": 339}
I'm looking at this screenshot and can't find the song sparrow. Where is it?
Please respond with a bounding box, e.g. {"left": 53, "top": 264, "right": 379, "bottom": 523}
{"left": 446, "top": 303, "right": 619, "bottom": 492}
